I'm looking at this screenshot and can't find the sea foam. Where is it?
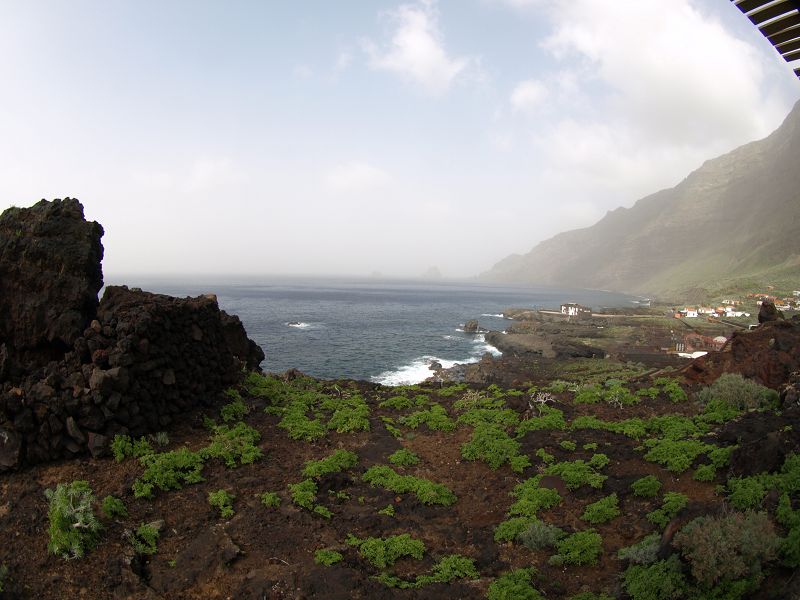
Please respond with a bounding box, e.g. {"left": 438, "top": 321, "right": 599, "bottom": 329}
{"left": 370, "top": 335, "right": 502, "bottom": 386}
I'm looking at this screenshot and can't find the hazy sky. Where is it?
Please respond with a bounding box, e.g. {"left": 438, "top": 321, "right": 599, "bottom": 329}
{"left": 1, "top": 0, "right": 798, "bottom": 279}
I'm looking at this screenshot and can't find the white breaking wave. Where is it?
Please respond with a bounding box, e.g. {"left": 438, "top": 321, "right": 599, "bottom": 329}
{"left": 371, "top": 336, "right": 502, "bottom": 386}
{"left": 481, "top": 313, "right": 506, "bottom": 318}
{"left": 286, "top": 321, "right": 312, "bottom": 329}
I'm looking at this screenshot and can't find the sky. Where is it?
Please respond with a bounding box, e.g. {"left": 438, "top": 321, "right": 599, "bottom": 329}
{"left": 0, "top": 0, "right": 798, "bottom": 279}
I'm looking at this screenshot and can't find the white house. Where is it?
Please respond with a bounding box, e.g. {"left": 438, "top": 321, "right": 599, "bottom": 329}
{"left": 561, "top": 303, "right": 592, "bottom": 317}
{"left": 682, "top": 307, "right": 698, "bottom": 318}
{"left": 697, "top": 307, "right": 715, "bottom": 315}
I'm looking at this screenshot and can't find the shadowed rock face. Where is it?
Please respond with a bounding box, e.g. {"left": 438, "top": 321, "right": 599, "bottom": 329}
{"left": 0, "top": 198, "right": 103, "bottom": 377}
{"left": 0, "top": 198, "right": 264, "bottom": 471}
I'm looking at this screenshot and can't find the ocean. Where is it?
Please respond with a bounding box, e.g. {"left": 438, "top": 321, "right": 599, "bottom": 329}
{"left": 111, "top": 277, "right": 637, "bottom": 385}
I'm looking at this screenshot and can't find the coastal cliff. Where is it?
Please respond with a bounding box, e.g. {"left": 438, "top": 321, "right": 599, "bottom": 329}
{"left": 482, "top": 100, "right": 800, "bottom": 298}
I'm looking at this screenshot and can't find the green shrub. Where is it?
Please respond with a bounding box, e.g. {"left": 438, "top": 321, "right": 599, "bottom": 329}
{"left": 551, "top": 529, "right": 603, "bottom": 566}
{"left": 302, "top": 450, "right": 358, "bottom": 478}
{"left": 643, "top": 439, "right": 710, "bottom": 473}
{"left": 697, "top": 373, "right": 778, "bottom": 410}
{"left": 260, "top": 491, "right": 281, "bottom": 508}
{"left": 461, "top": 424, "right": 523, "bottom": 470}
{"left": 646, "top": 492, "right": 688, "bottom": 529}
{"left": 544, "top": 459, "right": 607, "bottom": 490}
{"left": 623, "top": 555, "right": 687, "bottom": 600}
{"left": 560, "top": 440, "right": 577, "bottom": 451}
{"left": 277, "top": 402, "right": 326, "bottom": 441}
{"left": 378, "top": 504, "right": 395, "bottom": 516}
{"left": 574, "top": 384, "right": 603, "bottom": 404}
{"left": 487, "top": 568, "right": 543, "bottom": 600}
{"left": 655, "top": 377, "right": 688, "bottom": 403}
{"left": 536, "top": 448, "right": 555, "bottom": 464}
{"left": 618, "top": 533, "right": 660, "bottom": 565}
{"left": 45, "top": 480, "right": 103, "bottom": 560}
{"left": 314, "top": 548, "right": 343, "bottom": 566}
{"left": 583, "top": 442, "right": 598, "bottom": 451}
{"left": 457, "top": 405, "right": 520, "bottom": 429}
{"left": 203, "top": 421, "right": 262, "bottom": 468}
{"left": 518, "top": 521, "right": 565, "bottom": 550}
{"left": 289, "top": 479, "right": 318, "bottom": 510}
{"left": 693, "top": 464, "right": 716, "bottom": 482}
{"left": 220, "top": 388, "right": 249, "bottom": 422}
{"left": 132, "top": 447, "right": 205, "bottom": 498}
{"left": 323, "top": 394, "right": 370, "bottom": 433}
{"left": 362, "top": 465, "right": 456, "bottom": 506}
{"left": 726, "top": 476, "right": 767, "bottom": 510}
{"left": 673, "top": 511, "right": 779, "bottom": 591}
{"left": 101, "top": 495, "right": 127, "bottom": 519}
{"left": 581, "top": 493, "right": 620, "bottom": 524}
{"left": 129, "top": 522, "right": 160, "bottom": 555}
{"left": 414, "top": 554, "right": 478, "bottom": 585}
{"left": 111, "top": 434, "right": 154, "bottom": 462}
{"left": 516, "top": 405, "right": 567, "bottom": 434}
{"left": 631, "top": 475, "right": 661, "bottom": 498}
{"left": 645, "top": 415, "right": 701, "bottom": 440}
{"left": 437, "top": 383, "right": 467, "bottom": 397}
{"left": 208, "top": 489, "right": 235, "bottom": 518}
{"left": 494, "top": 517, "right": 535, "bottom": 542}
{"left": 400, "top": 403, "right": 455, "bottom": 431}
{"left": 346, "top": 533, "right": 425, "bottom": 568}
{"left": 388, "top": 448, "right": 420, "bottom": 466}
{"left": 380, "top": 395, "right": 413, "bottom": 409}
{"left": 509, "top": 476, "right": 562, "bottom": 519}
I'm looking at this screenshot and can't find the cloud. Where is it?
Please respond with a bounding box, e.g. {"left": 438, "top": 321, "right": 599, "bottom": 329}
{"left": 323, "top": 161, "right": 391, "bottom": 193}
{"left": 510, "top": 78, "right": 548, "bottom": 114}
{"left": 498, "top": 0, "right": 797, "bottom": 214}
{"left": 364, "top": 0, "right": 474, "bottom": 95}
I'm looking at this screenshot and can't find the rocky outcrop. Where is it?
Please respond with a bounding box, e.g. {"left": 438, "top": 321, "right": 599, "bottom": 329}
{"left": 683, "top": 318, "right": 800, "bottom": 388}
{"left": 0, "top": 199, "right": 264, "bottom": 471}
{"left": 0, "top": 198, "right": 104, "bottom": 379}
{"left": 758, "top": 300, "right": 784, "bottom": 324}
{"left": 463, "top": 320, "right": 480, "bottom": 333}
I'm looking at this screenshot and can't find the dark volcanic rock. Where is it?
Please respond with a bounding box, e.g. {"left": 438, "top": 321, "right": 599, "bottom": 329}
{"left": 683, "top": 319, "right": 800, "bottom": 389}
{"left": 0, "top": 198, "right": 103, "bottom": 375}
{"left": 758, "top": 299, "right": 784, "bottom": 324}
{"left": 464, "top": 319, "right": 480, "bottom": 333}
{"left": 0, "top": 198, "right": 265, "bottom": 472}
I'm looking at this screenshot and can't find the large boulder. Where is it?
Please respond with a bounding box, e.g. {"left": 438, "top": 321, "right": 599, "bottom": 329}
{"left": 0, "top": 198, "right": 103, "bottom": 376}
{"left": 758, "top": 300, "right": 784, "bottom": 324}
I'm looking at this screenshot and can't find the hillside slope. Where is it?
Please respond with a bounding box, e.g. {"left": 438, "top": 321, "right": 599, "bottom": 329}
{"left": 482, "top": 101, "right": 800, "bottom": 297}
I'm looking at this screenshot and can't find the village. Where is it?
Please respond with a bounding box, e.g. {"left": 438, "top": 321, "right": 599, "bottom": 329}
{"left": 551, "top": 287, "right": 800, "bottom": 363}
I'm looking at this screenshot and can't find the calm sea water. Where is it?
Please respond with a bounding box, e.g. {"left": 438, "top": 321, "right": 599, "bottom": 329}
{"left": 110, "top": 277, "right": 637, "bottom": 385}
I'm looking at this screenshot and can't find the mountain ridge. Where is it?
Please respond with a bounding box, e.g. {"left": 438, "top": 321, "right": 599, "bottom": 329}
{"left": 482, "top": 100, "right": 800, "bottom": 298}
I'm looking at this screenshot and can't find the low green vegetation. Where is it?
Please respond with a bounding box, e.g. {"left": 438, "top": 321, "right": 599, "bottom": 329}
{"left": 400, "top": 403, "right": 455, "bottom": 431}
{"left": 203, "top": 421, "right": 262, "bottom": 468}
{"left": 516, "top": 405, "right": 567, "bottom": 435}
{"left": 550, "top": 529, "right": 603, "bottom": 566}
{"left": 260, "top": 491, "right": 281, "bottom": 508}
{"left": 132, "top": 447, "right": 205, "bottom": 499}
{"left": 128, "top": 522, "right": 160, "bottom": 555}
{"left": 208, "top": 489, "right": 235, "bottom": 518}
{"left": 544, "top": 457, "right": 608, "bottom": 490}
{"left": 646, "top": 492, "right": 689, "bottom": 529}
{"left": 487, "top": 568, "right": 543, "bottom": 600}
{"left": 111, "top": 434, "right": 154, "bottom": 462}
{"left": 461, "top": 423, "right": 530, "bottom": 472}
{"left": 631, "top": 475, "right": 662, "bottom": 498}
{"left": 288, "top": 479, "right": 332, "bottom": 517}
{"left": 362, "top": 465, "right": 456, "bottom": 506}
{"left": 45, "top": 480, "right": 103, "bottom": 560}
{"left": 314, "top": 548, "right": 343, "bottom": 566}
{"left": 323, "top": 394, "right": 370, "bottom": 433}
{"left": 302, "top": 450, "right": 359, "bottom": 478}
{"left": 346, "top": 533, "right": 425, "bottom": 568}
{"left": 388, "top": 448, "right": 420, "bottom": 466}
{"left": 220, "top": 388, "right": 249, "bottom": 422}
{"left": 496, "top": 476, "right": 562, "bottom": 543}
{"left": 100, "top": 495, "right": 127, "bottom": 519}
{"left": 581, "top": 493, "right": 620, "bottom": 524}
